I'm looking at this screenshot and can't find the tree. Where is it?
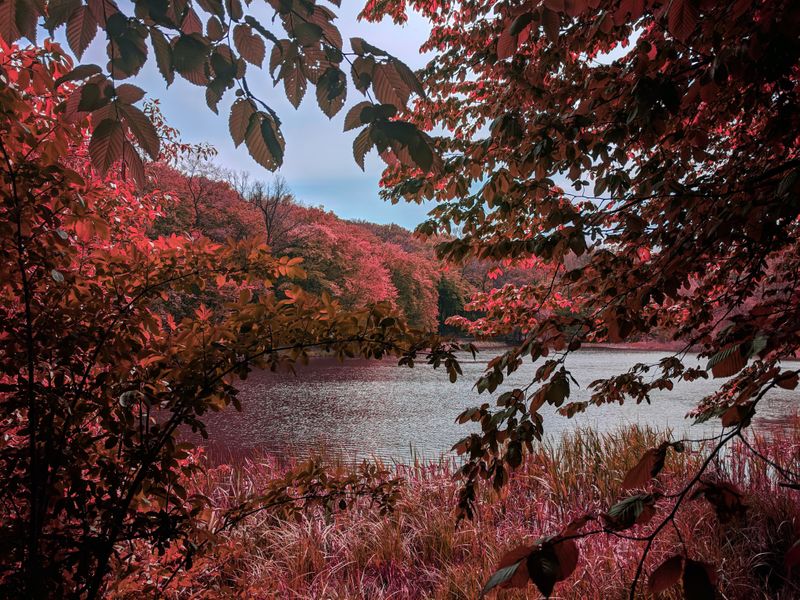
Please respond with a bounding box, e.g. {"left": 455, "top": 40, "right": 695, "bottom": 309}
{"left": 0, "top": 44, "right": 465, "bottom": 598}
{"left": 232, "top": 174, "right": 308, "bottom": 253}
{"left": 0, "top": 0, "right": 439, "bottom": 184}
{"left": 362, "top": 0, "right": 800, "bottom": 596}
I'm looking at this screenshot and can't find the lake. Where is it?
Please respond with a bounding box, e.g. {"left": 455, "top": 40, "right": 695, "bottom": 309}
{"left": 198, "top": 347, "right": 798, "bottom": 462}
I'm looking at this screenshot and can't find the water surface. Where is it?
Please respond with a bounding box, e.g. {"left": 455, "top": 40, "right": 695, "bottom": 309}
{"left": 199, "top": 348, "right": 798, "bottom": 462}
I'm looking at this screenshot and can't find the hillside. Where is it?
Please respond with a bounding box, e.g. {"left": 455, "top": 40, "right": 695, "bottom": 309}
{"left": 145, "top": 162, "right": 504, "bottom": 332}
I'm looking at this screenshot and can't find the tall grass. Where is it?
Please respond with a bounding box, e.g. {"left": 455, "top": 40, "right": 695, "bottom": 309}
{"left": 115, "top": 423, "right": 800, "bottom": 599}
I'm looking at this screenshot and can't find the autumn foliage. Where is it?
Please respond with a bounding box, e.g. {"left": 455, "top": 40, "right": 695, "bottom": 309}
{"left": 0, "top": 43, "right": 463, "bottom": 598}
{"left": 1, "top": 0, "right": 800, "bottom": 597}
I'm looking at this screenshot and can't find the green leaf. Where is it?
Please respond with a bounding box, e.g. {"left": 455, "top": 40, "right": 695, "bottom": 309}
{"left": 479, "top": 561, "right": 524, "bottom": 598}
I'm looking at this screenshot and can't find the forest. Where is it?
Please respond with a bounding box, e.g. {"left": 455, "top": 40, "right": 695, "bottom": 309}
{"left": 1, "top": 0, "right": 800, "bottom": 599}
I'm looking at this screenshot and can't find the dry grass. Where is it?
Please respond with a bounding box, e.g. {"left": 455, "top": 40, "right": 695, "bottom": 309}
{"left": 119, "top": 423, "right": 800, "bottom": 599}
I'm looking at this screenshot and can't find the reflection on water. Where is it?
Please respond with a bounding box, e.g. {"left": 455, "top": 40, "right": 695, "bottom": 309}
{"left": 198, "top": 348, "right": 798, "bottom": 462}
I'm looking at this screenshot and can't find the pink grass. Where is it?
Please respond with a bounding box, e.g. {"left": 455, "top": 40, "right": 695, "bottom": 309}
{"left": 114, "top": 422, "right": 800, "bottom": 599}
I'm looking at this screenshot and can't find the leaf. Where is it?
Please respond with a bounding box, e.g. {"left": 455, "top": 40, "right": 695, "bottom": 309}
{"left": 45, "top": 0, "right": 81, "bottom": 30}
{"left": 55, "top": 64, "right": 102, "bottom": 88}
{"left": 350, "top": 37, "right": 388, "bottom": 56}
{"left": 281, "top": 59, "right": 307, "bottom": 108}
{"left": 691, "top": 479, "right": 746, "bottom": 523}
{"left": 719, "top": 402, "right": 754, "bottom": 428}
{"left": 682, "top": 560, "right": 717, "bottom": 600}
{"left": 707, "top": 345, "right": 745, "bottom": 378}
{"left": 372, "top": 62, "right": 410, "bottom": 108}
{"left": 621, "top": 443, "right": 669, "bottom": 490}
{"left": 497, "top": 26, "right": 517, "bottom": 60}
{"left": 115, "top": 83, "right": 145, "bottom": 104}
{"left": 119, "top": 104, "right": 159, "bottom": 159}
{"left": 181, "top": 7, "right": 202, "bottom": 34}
{"left": 352, "top": 126, "right": 374, "bottom": 170}
{"left": 389, "top": 58, "right": 425, "bottom": 99}
{"left": 150, "top": 28, "right": 174, "bottom": 85}
{"left": 777, "top": 372, "right": 799, "bottom": 390}
{"left": 315, "top": 67, "right": 346, "bottom": 117}
{"left": 172, "top": 33, "right": 209, "bottom": 79}
{"left": 233, "top": 24, "right": 265, "bottom": 66}
{"left": 479, "top": 560, "right": 526, "bottom": 597}
{"left": 245, "top": 112, "right": 285, "bottom": 170}
{"left": 122, "top": 140, "right": 145, "bottom": 188}
{"left": 603, "top": 494, "right": 658, "bottom": 530}
{"left": 66, "top": 5, "right": 98, "bottom": 59}
{"left": 229, "top": 98, "right": 255, "bottom": 146}
{"left": 343, "top": 101, "right": 373, "bottom": 131}
{"left": 541, "top": 7, "right": 560, "bottom": 43}
{"left": 785, "top": 539, "right": 800, "bottom": 570}
{"left": 509, "top": 12, "right": 534, "bottom": 36}
{"left": 648, "top": 555, "right": 683, "bottom": 594}
{"left": 668, "top": 0, "right": 698, "bottom": 43}
{"left": 88, "top": 118, "right": 125, "bottom": 176}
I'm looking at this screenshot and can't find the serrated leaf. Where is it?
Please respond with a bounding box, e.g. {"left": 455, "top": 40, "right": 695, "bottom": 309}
{"left": 668, "top": 0, "right": 698, "bottom": 43}
{"left": 603, "top": 494, "right": 657, "bottom": 530}
{"left": 343, "top": 101, "right": 373, "bottom": 131}
{"left": 54, "top": 63, "right": 102, "bottom": 88}
{"left": 120, "top": 104, "right": 159, "bottom": 159}
{"left": 122, "top": 140, "right": 145, "bottom": 188}
{"left": 707, "top": 345, "right": 745, "bottom": 378}
{"left": 45, "top": 0, "right": 81, "bottom": 31}
{"left": 66, "top": 5, "right": 98, "bottom": 59}
{"left": 233, "top": 24, "right": 265, "bottom": 66}
{"left": 315, "top": 67, "right": 346, "bottom": 117}
{"left": 89, "top": 118, "right": 125, "bottom": 175}
{"left": 245, "top": 113, "right": 284, "bottom": 170}
{"left": 172, "top": 33, "right": 209, "bottom": 79}
{"left": 372, "top": 62, "right": 410, "bottom": 108}
{"left": 229, "top": 98, "right": 255, "bottom": 147}
{"left": 541, "top": 6, "right": 560, "bottom": 43}
{"left": 282, "top": 60, "right": 307, "bottom": 108}
{"left": 150, "top": 28, "right": 174, "bottom": 85}
{"left": 352, "top": 126, "right": 374, "bottom": 170}
{"left": 350, "top": 36, "right": 388, "bottom": 56}
{"left": 115, "top": 83, "right": 145, "bottom": 104}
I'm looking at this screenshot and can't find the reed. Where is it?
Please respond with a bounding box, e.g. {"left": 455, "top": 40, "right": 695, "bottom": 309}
{"left": 115, "top": 422, "right": 800, "bottom": 599}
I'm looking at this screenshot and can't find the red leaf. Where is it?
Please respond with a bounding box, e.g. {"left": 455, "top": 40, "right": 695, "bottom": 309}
{"left": 621, "top": 443, "right": 668, "bottom": 490}
{"left": 785, "top": 540, "right": 800, "bottom": 570}
{"left": 648, "top": 555, "right": 683, "bottom": 594}
{"left": 682, "top": 560, "right": 717, "bottom": 600}
{"left": 778, "top": 372, "right": 799, "bottom": 390}
{"left": 495, "top": 545, "right": 533, "bottom": 588}
{"left": 667, "top": 0, "right": 698, "bottom": 43}
{"left": 497, "top": 27, "right": 517, "bottom": 60}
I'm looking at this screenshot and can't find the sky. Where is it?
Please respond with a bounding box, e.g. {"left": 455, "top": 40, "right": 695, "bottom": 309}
{"left": 64, "top": 3, "right": 436, "bottom": 228}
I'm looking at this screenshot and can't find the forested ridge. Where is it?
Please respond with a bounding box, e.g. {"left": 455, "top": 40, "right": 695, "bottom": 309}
{"left": 145, "top": 158, "right": 547, "bottom": 333}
